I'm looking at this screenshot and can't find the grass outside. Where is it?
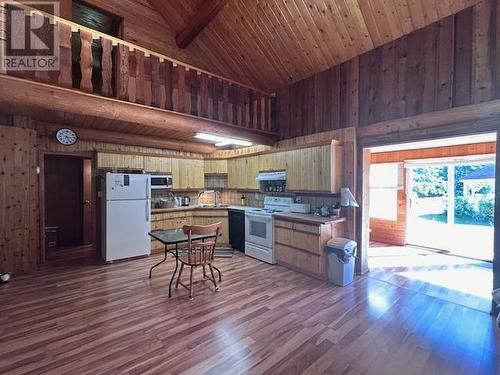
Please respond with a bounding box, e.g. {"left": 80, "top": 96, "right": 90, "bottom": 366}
{"left": 419, "top": 214, "right": 493, "bottom": 227}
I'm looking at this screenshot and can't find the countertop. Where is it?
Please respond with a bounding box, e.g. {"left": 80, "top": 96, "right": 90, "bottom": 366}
{"left": 151, "top": 205, "right": 253, "bottom": 214}
{"left": 273, "top": 212, "right": 347, "bottom": 225}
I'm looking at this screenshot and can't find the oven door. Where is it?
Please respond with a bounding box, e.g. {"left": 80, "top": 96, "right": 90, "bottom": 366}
{"left": 245, "top": 213, "right": 273, "bottom": 248}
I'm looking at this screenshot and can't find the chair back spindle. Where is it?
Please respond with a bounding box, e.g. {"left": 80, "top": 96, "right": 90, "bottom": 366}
{"left": 182, "top": 222, "right": 221, "bottom": 266}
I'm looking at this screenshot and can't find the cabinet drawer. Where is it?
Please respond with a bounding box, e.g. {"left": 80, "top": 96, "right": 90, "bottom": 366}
{"left": 192, "top": 210, "right": 228, "bottom": 218}
{"left": 275, "top": 244, "right": 326, "bottom": 279}
{"left": 275, "top": 228, "right": 321, "bottom": 255}
{"left": 274, "top": 220, "right": 320, "bottom": 235}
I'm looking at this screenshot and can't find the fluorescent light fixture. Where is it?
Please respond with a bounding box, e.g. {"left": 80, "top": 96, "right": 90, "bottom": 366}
{"left": 194, "top": 132, "right": 252, "bottom": 147}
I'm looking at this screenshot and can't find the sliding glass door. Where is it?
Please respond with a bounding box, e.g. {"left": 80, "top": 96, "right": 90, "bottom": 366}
{"left": 407, "top": 160, "right": 495, "bottom": 261}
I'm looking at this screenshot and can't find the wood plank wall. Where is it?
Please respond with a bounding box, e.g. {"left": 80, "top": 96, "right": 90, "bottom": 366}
{"left": 276, "top": 0, "right": 500, "bottom": 139}
{"left": 0, "top": 125, "right": 39, "bottom": 273}
{"left": 370, "top": 190, "right": 407, "bottom": 246}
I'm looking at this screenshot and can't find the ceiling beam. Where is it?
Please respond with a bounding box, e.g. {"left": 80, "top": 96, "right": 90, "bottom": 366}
{"left": 36, "top": 123, "right": 216, "bottom": 154}
{"left": 149, "top": 0, "right": 227, "bottom": 49}
{"left": 0, "top": 75, "right": 279, "bottom": 146}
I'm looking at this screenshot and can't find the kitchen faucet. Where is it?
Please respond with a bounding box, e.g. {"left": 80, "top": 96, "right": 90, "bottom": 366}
{"left": 197, "top": 190, "right": 221, "bottom": 207}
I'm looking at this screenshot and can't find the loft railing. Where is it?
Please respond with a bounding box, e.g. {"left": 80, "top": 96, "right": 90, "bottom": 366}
{"left": 0, "top": 2, "right": 275, "bottom": 132}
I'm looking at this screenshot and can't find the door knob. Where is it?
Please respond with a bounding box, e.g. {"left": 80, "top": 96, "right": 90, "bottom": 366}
{"left": 83, "top": 200, "right": 90, "bottom": 205}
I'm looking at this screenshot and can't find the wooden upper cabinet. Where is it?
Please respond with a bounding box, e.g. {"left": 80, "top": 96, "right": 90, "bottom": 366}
{"left": 227, "top": 158, "right": 240, "bottom": 189}
{"left": 227, "top": 156, "right": 259, "bottom": 189}
{"left": 286, "top": 144, "right": 342, "bottom": 193}
{"left": 204, "top": 159, "right": 228, "bottom": 174}
{"left": 172, "top": 158, "right": 204, "bottom": 190}
{"left": 226, "top": 144, "right": 342, "bottom": 192}
{"left": 258, "top": 152, "right": 286, "bottom": 172}
{"left": 144, "top": 156, "right": 172, "bottom": 173}
{"left": 97, "top": 152, "right": 144, "bottom": 170}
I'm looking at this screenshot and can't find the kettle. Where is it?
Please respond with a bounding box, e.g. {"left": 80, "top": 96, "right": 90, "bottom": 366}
{"left": 181, "top": 196, "right": 191, "bottom": 206}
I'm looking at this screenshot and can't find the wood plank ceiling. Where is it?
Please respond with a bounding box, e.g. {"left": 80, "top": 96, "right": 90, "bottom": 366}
{"left": 149, "top": 0, "right": 480, "bottom": 92}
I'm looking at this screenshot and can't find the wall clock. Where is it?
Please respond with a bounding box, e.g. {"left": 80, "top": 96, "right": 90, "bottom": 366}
{"left": 55, "top": 128, "right": 78, "bottom": 146}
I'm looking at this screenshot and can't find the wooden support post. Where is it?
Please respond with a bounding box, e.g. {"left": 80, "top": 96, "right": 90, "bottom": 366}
{"left": 355, "top": 146, "right": 370, "bottom": 275}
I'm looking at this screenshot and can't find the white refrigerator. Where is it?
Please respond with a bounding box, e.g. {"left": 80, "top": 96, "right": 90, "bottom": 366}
{"left": 102, "top": 173, "right": 151, "bottom": 262}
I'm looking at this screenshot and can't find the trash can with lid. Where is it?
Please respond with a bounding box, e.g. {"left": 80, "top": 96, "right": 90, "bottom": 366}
{"left": 325, "top": 238, "right": 357, "bottom": 286}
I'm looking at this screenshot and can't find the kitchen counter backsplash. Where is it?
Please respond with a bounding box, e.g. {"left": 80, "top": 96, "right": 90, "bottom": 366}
{"left": 219, "top": 191, "right": 339, "bottom": 211}
{"left": 151, "top": 188, "right": 338, "bottom": 211}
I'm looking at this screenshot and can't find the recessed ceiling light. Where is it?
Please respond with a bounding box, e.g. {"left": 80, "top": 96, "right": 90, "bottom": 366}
{"left": 194, "top": 133, "right": 252, "bottom": 147}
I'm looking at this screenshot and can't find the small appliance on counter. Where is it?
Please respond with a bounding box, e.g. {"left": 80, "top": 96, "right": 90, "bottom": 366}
{"left": 320, "top": 206, "right": 330, "bottom": 217}
{"left": 331, "top": 202, "right": 341, "bottom": 217}
{"left": 181, "top": 196, "right": 191, "bottom": 206}
{"left": 290, "top": 203, "right": 311, "bottom": 214}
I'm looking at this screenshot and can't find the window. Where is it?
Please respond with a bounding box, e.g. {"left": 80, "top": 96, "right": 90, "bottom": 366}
{"left": 369, "top": 163, "right": 401, "bottom": 220}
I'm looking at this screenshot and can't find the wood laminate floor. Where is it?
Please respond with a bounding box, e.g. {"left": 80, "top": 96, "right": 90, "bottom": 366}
{"left": 369, "top": 243, "right": 493, "bottom": 313}
{"left": 0, "top": 252, "right": 499, "bottom": 375}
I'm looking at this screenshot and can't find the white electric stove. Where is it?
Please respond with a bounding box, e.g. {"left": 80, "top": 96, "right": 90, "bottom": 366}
{"left": 244, "top": 196, "right": 293, "bottom": 264}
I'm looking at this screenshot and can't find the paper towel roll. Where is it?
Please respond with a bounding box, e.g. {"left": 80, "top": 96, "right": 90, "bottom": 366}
{"left": 341, "top": 187, "right": 359, "bottom": 207}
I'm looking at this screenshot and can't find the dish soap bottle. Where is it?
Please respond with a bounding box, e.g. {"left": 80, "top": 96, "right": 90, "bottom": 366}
{"left": 241, "top": 194, "right": 246, "bottom": 206}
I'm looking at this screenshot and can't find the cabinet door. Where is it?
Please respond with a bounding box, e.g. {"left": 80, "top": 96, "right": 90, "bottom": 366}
{"left": 97, "top": 153, "right": 144, "bottom": 170}
{"left": 172, "top": 159, "right": 204, "bottom": 189}
{"left": 227, "top": 158, "right": 242, "bottom": 189}
{"left": 285, "top": 149, "right": 301, "bottom": 190}
{"left": 144, "top": 156, "right": 172, "bottom": 173}
{"left": 204, "top": 159, "right": 228, "bottom": 174}
{"left": 186, "top": 159, "right": 204, "bottom": 189}
{"left": 285, "top": 146, "right": 334, "bottom": 192}
{"left": 171, "top": 158, "right": 182, "bottom": 189}
{"left": 258, "top": 154, "right": 272, "bottom": 172}
{"left": 245, "top": 156, "right": 260, "bottom": 189}
{"left": 313, "top": 145, "right": 333, "bottom": 192}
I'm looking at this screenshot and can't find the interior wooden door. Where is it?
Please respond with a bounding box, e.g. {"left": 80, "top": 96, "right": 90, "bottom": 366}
{"left": 44, "top": 155, "right": 83, "bottom": 247}
{"left": 82, "top": 158, "right": 92, "bottom": 245}
{"left": 0, "top": 126, "right": 39, "bottom": 273}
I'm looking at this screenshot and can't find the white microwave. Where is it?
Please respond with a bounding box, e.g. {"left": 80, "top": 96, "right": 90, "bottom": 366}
{"left": 150, "top": 175, "right": 173, "bottom": 189}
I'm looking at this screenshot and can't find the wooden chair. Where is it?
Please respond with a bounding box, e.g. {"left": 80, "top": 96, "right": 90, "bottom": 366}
{"left": 175, "top": 222, "right": 221, "bottom": 299}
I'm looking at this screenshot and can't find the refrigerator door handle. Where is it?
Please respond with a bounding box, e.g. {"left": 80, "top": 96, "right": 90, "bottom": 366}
{"left": 146, "top": 177, "right": 150, "bottom": 199}
{"left": 146, "top": 201, "right": 150, "bottom": 222}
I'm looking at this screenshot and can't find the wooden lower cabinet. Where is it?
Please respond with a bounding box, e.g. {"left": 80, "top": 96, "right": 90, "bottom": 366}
{"left": 151, "top": 209, "right": 229, "bottom": 253}
{"left": 274, "top": 218, "right": 346, "bottom": 280}
{"left": 191, "top": 210, "right": 229, "bottom": 245}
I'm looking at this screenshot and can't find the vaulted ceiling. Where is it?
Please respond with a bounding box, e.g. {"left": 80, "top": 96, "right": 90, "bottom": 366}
{"left": 148, "top": 0, "right": 479, "bottom": 92}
